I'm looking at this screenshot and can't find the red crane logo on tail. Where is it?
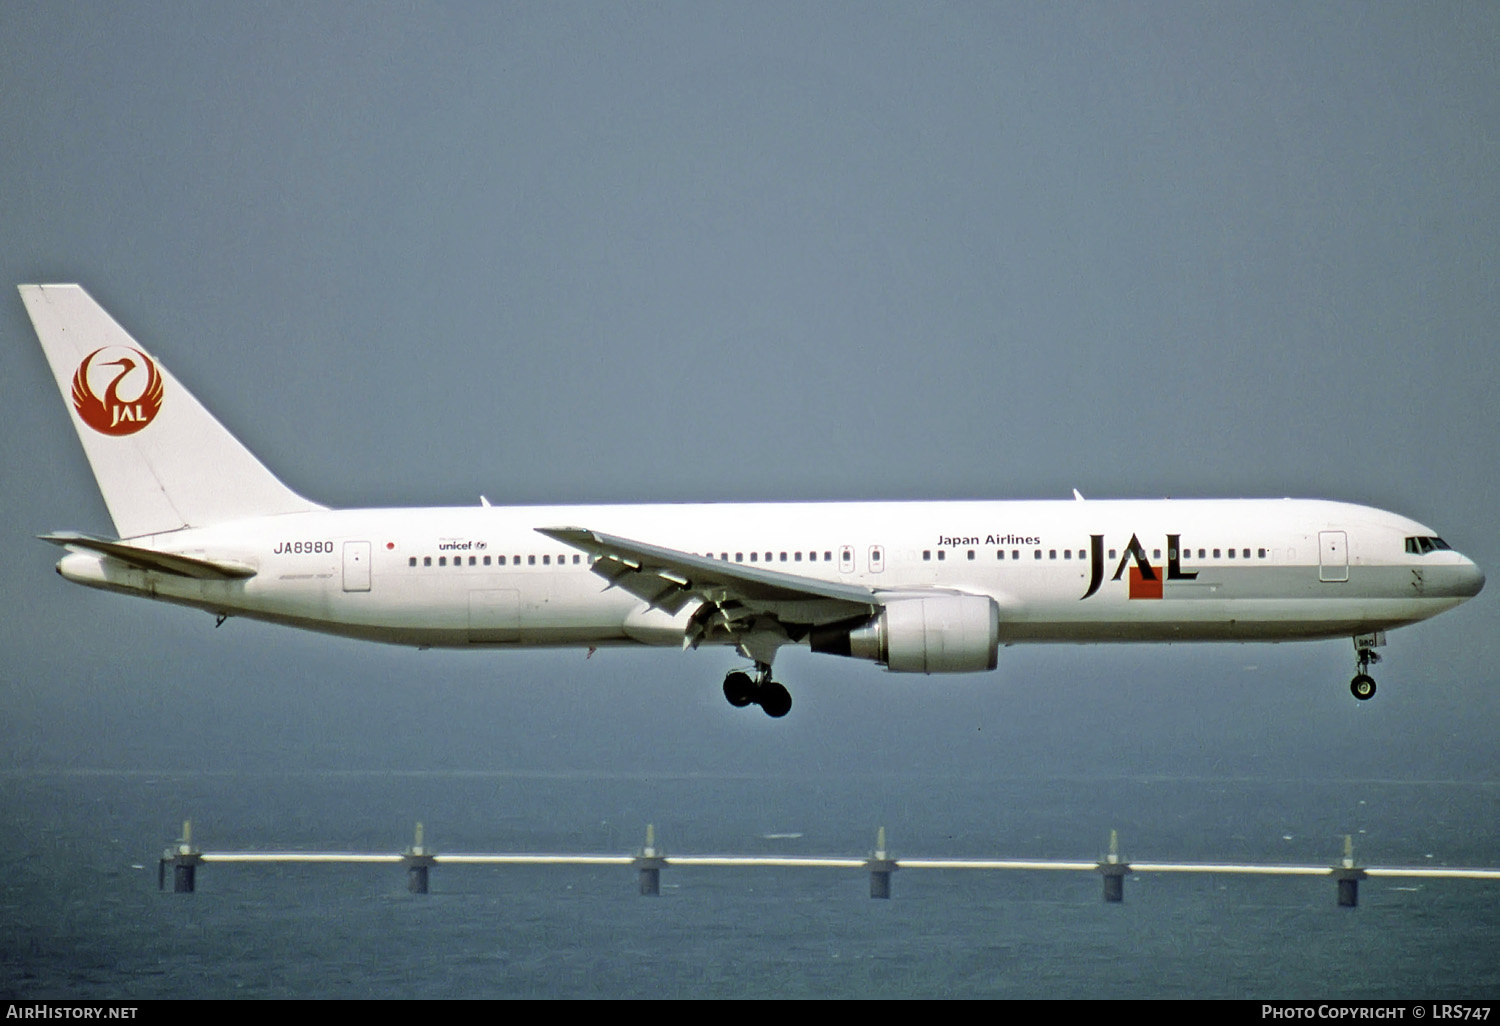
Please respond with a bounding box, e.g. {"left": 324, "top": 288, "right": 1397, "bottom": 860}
{"left": 71, "top": 347, "right": 164, "bottom": 436}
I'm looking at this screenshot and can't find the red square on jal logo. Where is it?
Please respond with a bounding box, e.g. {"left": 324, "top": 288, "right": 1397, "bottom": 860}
{"left": 1129, "top": 565, "right": 1163, "bottom": 600}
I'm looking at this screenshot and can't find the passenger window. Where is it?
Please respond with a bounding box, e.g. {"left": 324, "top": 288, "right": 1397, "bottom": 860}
{"left": 1213, "top": 549, "right": 1220, "bottom": 558}
{"left": 423, "top": 556, "right": 432, "bottom": 567}
{"left": 1049, "top": 550, "right": 1056, "bottom": 559}
{"left": 1228, "top": 549, "right": 1236, "bottom": 559}
{"left": 794, "top": 552, "right": 802, "bottom": 561}
{"left": 439, "top": 556, "right": 446, "bottom": 566}
{"left": 937, "top": 550, "right": 945, "bottom": 561}
{"left": 1063, "top": 550, "right": 1071, "bottom": 560}
{"left": 967, "top": 550, "right": 975, "bottom": 560}
{"left": 528, "top": 555, "right": 536, "bottom": 565}
{"left": 1034, "top": 550, "right": 1042, "bottom": 560}
{"left": 408, "top": 557, "right": 416, "bottom": 567}
{"left": 1012, "top": 550, "right": 1020, "bottom": 560}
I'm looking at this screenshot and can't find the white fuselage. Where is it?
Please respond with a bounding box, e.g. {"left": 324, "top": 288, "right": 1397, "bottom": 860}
{"left": 21, "top": 285, "right": 1484, "bottom": 706}
{"left": 56, "top": 497, "right": 1485, "bottom": 659}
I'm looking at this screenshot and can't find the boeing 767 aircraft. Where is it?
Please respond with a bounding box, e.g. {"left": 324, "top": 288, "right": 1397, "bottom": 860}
{"left": 21, "top": 284, "right": 1485, "bottom": 717}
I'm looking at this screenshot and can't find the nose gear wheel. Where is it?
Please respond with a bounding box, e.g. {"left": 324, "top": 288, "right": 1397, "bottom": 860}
{"left": 1351, "top": 638, "right": 1382, "bottom": 701}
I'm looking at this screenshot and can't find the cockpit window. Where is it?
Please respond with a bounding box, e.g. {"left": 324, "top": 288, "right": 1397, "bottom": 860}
{"left": 1405, "top": 536, "right": 1452, "bottom": 555}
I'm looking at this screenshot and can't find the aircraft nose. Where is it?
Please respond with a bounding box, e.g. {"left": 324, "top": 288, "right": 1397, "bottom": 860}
{"left": 1460, "top": 558, "right": 1485, "bottom": 597}
{"left": 1425, "top": 556, "right": 1484, "bottom": 600}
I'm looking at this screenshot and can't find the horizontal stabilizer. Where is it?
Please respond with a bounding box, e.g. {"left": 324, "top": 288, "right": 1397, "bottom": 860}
{"left": 39, "top": 532, "right": 257, "bottom": 580}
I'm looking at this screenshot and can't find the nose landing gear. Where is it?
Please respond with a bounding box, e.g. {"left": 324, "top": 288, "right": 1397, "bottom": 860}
{"left": 722, "top": 664, "right": 792, "bottom": 718}
{"left": 1350, "top": 633, "right": 1383, "bottom": 701}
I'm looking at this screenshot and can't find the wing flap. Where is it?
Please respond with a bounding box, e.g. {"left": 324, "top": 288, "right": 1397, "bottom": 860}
{"left": 590, "top": 553, "right": 699, "bottom": 615}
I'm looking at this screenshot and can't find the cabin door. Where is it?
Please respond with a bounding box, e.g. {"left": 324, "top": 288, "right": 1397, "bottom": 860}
{"left": 342, "top": 541, "right": 372, "bottom": 592}
{"left": 1318, "top": 531, "right": 1348, "bottom": 582}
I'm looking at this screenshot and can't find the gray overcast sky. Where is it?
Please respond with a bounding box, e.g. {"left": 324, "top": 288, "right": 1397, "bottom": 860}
{"left": 1, "top": 3, "right": 1496, "bottom": 782}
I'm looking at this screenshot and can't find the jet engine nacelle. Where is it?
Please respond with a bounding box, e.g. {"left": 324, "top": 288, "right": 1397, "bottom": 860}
{"left": 810, "top": 595, "right": 1000, "bottom": 673}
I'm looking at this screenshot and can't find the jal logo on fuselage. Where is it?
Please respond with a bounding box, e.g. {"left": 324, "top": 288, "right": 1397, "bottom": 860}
{"left": 1081, "top": 534, "right": 1196, "bottom": 600}
{"left": 72, "top": 347, "right": 163, "bottom": 436}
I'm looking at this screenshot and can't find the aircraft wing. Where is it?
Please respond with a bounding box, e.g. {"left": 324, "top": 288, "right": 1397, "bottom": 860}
{"left": 536, "top": 526, "right": 881, "bottom": 622}
{"left": 39, "top": 532, "right": 257, "bottom": 580}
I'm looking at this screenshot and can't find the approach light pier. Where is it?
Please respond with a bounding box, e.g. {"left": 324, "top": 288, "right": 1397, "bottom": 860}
{"left": 157, "top": 821, "right": 1500, "bottom": 908}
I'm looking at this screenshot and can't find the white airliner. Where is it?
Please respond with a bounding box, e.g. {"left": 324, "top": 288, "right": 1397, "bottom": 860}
{"left": 21, "top": 284, "right": 1485, "bottom": 717}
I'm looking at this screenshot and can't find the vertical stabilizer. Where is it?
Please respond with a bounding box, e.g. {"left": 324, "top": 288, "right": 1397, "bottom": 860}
{"left": 20, "top": 284, "right": 324, "bottom": 538}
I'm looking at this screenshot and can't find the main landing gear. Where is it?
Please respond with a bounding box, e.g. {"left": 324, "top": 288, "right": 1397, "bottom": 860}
{"left": 1351, "top": 634, "right": 1383, "bottom": 701}
{"left": 723, "top": 665, "right": 792, "bottom": 718}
